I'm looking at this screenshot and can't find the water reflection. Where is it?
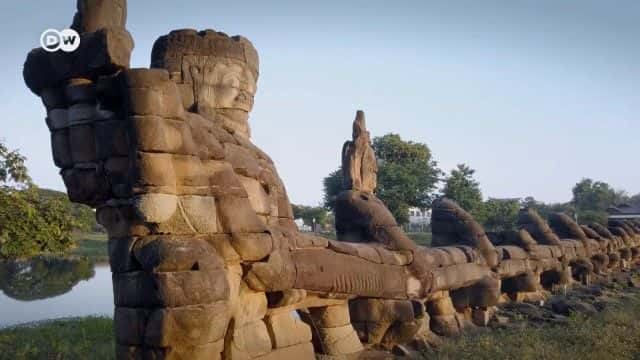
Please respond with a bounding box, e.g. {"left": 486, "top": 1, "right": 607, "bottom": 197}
{"left": 0, "top": 257, "right": 113, "bottom": 327}
{"left": 0, "top": 257, "right": 94, "bottom": 301}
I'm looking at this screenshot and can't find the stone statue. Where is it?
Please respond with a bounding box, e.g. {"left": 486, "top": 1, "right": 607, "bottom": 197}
{"left": 23, "top": 1, "right": 640, "bottom": 359}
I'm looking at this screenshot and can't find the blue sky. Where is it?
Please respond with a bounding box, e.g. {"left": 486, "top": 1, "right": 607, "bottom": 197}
{"left": 1, "top": 0, "right": 639, "bottom": 205}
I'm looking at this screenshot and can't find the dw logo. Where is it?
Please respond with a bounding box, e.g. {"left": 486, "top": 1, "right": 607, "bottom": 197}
{"left": 40, "top": 28, "right": 80, "bottom": 53}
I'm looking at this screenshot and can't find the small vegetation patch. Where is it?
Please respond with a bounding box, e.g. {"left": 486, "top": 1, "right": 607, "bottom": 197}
{"left": 0, "top": 317, "right": 114, "bottom": 360}
{"left": 426, "top": 292, "right": 640, "bottom": 360}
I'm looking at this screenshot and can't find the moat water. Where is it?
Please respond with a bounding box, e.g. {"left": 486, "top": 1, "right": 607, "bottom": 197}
{"left": 0, "top": 257, "right": 113, "bottom": 327}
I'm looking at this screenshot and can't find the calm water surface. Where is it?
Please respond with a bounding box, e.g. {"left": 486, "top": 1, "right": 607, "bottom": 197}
{"left": 0, "top": 258, "right": 113, "bottom": 327}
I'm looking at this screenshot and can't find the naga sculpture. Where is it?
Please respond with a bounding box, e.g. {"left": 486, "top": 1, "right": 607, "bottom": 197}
{"left": 23, "top": 1, "right": 640, "bottom": 359}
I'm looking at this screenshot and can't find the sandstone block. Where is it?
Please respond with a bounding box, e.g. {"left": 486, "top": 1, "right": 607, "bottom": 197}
{"left": 61, "top": 167, "right": 109, "bottom": 206}
{"left": 113, "top": 270, "right": 229, "bottom": 307}
{"left": 143, "top": 340, "right": 224, "bottom": 360}
{"left": 265, "top": 312, "right": 312, "bottom": 348}
{"left": 65, "top": 80, "right": 96, "bottom": 104}
{"left": 231, "top": 320, "right": 273, "bottom": 358}
{"left": 97, "top": 205, "right": 149, "bottom": 238}
{"left": 234, "top": 282, "right": 268, "bottom": 326}
{"left": 145, "top": 302, "right": 230, "bottom": 347}
{"left": 69, "top": 124, "right": 97, "bottom": 163}
{"left": 317, "top": 325, "right": 363, "bottom": 355}
{"left": 173, "top": 155, "right": 208, "bottom": 188}
{"left": 122, "top": 68, "right": 170, "bottom": 88}
{"left": 68, "top": 103, "right": 97, "bottom": 125}
{"left": 239, "top": 176, "right": 272, "bottom": 215}
{"left": 47, "top": 109, "right": 69, "bottom": 130}
{"left": 40, "top": 88, "right": 66, "bottom": 110}
{"left": 207, "top": 234, "right": 241, "bottom": 263}
{"left": 129, "top": 116, "right": 196, "bottom": 155}
{"left": 254, "top": 342, "right": 314, "bottom": 360}
{"left": 95, "top": 120, "right": 129, "bottom": 158}
{"left": 125, "top": 83, "right": 183, "bottom": 118}
{"left": 217, "top": 196, "right": 267, "bottom": 234}
{"left": 115, "top": 307, "right": 150, "bottom": 345}
{"left": 230, "top": 232, "right": 272, "bottom": 261}
{"left": 245, "top": 250, "right": 295, "bottom": 291}
{"left": 109, "top": 237, "right": 139, "bottom": 273}
{"left": 178, "top": 195, "right": 218, "bottom": 233}
{"left": 134, "top": 193, "right": 178, "bottom": 223}
{"left": 132, "top": 152, "right": 177, "bottom": 189}
{"left": 105, "top": 156, "right": 129, "bottom": 185}
{"left": 310, "top": 303, "right": 351, "bottom": 328}
{"left": 51, "top": 130, "right": 73, "bottom": 168}
{"left": 224, "top": 143, "right": 260, "bottom": 178}
{"left": 133, "top": 236, "right": 223, "bottom": 272}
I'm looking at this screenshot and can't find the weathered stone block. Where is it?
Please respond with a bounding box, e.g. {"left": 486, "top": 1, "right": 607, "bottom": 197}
{"left": 132, "top": 152, "right": 177, "bottom": 189}
{"left": 239, "top": 176, "right": 272, "bottom": 215}
{"left": 51, "top": 129, "right": 73, "bottom": 168}
{"left": 95, "top": 120, "right": 128, "bottom": 158}
{"left": 230, "top": 320, "right": 273, "bottom": 358}
{"left": 105, "top": 156, "right": 129, "bottom": 185}
{"left": 129, "top": 116, "right": 196, "bottom": 155}
{"left": 113, "top": 270, "right": 229, "bottom": 307}
{"left": 224, "top": 143, "right": 260, "bottom": 178}
{"left": 207, "top": 234, "right": 241, "bottom": 263}
{"left": 265, "top": 312, "right": 312, "bottom": 348}
{"left": 134, "top": 193, "right": 178, "bottom": 223}
{"left": 234, "top": 282, "right": 268, "bottom": 326}
{"left": 217, "top": 196, "right": 267, "bottom": 234}
{"left": 69, "top": 124, "right": 97, "bottom": 163}
{"left": 109, "top": 237, "right": 139, "bottom": 273}
{"left": 310, "top": 303, "right": 351, "bottom": 328}
{"left": 115, "top": 307, "right": 150, "bottom": 345}
{"left": 68, "top": 103, "right": 97, "bottom": 125}
{"left": 47, "top": 109, "right": 69, "bottom": 130}
{"left": 230, "top": 233, "right": 272, "bottom": 261}
{"left": 125, "top": 83, "right": 183, "bottom": 118}
{"left": 144, "top": 302, "right": 230, "bottom": 347}
{"left": 122, "top": 69, "right": 170, "bottom": 88}
{"left": 97, "top": 205, "right": 149, "bottom": 238}
{"left": 254, "top": 342, "right": 314, "bottom": 360}
{"left": 61, "top": 167, "right": 109, "bottom": 206}
{"left": 133, "top": 236, "right": 222, "bottom": 272}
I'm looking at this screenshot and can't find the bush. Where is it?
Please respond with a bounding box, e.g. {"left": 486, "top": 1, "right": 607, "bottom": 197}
{"left": 0, "top": 188, "right": 76, "bottom": 258}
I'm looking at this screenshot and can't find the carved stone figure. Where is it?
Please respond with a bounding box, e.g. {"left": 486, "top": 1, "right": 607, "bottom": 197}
{"left": 23, "top": 1, "right": 640, "bottom": 359}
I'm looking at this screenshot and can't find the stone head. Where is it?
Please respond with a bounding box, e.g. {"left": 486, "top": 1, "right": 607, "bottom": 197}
{"left": 151, "top": 29, "right": 259, "bottom": 138}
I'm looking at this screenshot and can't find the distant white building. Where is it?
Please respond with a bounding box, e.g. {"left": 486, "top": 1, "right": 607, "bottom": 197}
{"left": 407, "top": 207, "right": 430, "bottom": 231}
{"left": 294, "top": 218, "right": 313, "bottom": 232}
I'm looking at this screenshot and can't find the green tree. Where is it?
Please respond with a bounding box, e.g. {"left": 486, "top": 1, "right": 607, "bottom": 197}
{"left": 292, "top": 204, "right": 329, "bottom": 228}
{"left": 0, "top": 140, "right": 79, "bottom": 258}
{"left": 322, "top": 134, "right": 442, "bottom": 225}
{"left": 442, "top": 164, "right": 484, "bottom": 219}
{"left": 520, "top": 196, "right": 576, "bottom": 220}
{"left": 0, "top": 140, "right": 31, "bottom": 187}
{"left": 322, "top": 169, "right": 344, "bottom": 210}
{"left": 482, "top": 198, "right": 520, "bottom": 232}
{"left": 571, "top": 178, "right": 621, "bottom": 224}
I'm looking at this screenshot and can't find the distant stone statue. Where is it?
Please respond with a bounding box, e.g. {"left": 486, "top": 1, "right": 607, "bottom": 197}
{"left": 341, "top": 110, "right": 377, "bottom": 193}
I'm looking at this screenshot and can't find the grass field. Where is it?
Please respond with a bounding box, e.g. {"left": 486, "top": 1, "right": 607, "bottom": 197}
{"left": 0, "top": 317, "right": 114, "bottom": 360}
{"left": 408, "top": 232, "right": 432, "bottom": 246}
{"left": 69, "top": 232, "right": 108, "bottom": 262}
{"left": 426, "top": 292, "right": 640, "bottom": 360}
{"left": 4, "top": 293, "right": 638, "bottom": 359}
{"left": 3, "top": 294, "right": 640, "bottom": 359}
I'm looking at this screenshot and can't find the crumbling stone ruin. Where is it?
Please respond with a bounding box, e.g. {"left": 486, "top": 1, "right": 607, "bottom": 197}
{"left": 23, "top": 1, "right": 640, "bottom": 359}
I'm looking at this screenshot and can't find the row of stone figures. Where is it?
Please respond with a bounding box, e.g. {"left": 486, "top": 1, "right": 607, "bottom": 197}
{"left": 23, "top": 1, "right": 640, "bottom": 359}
